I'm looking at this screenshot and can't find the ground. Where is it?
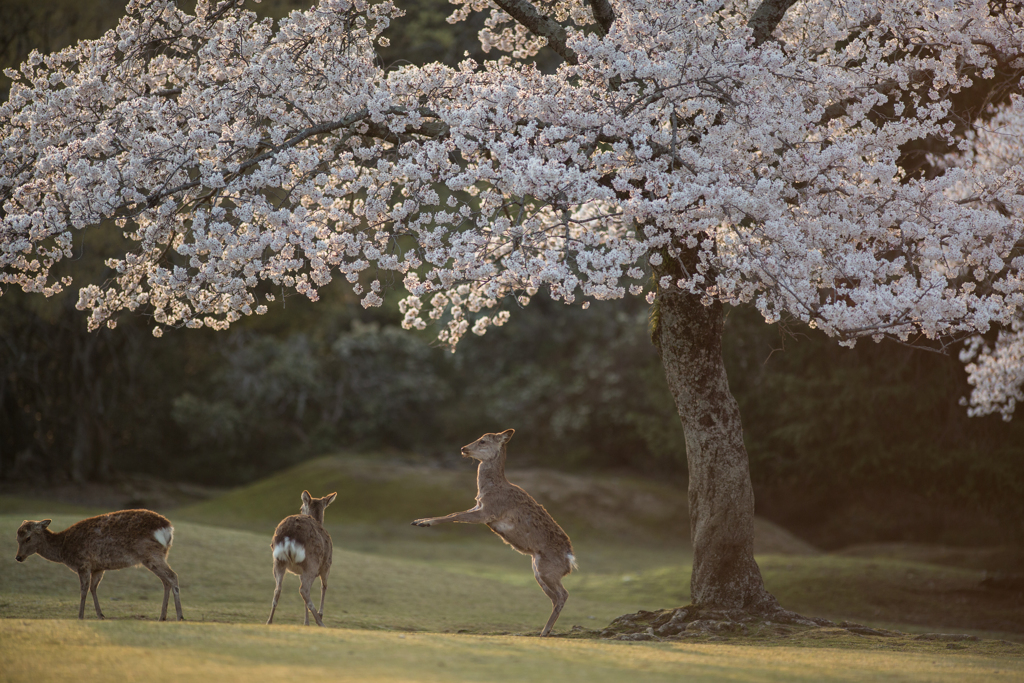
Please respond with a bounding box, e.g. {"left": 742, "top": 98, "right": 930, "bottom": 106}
{"left": 1, "top": 453, "right": 1021, "bottom": 681}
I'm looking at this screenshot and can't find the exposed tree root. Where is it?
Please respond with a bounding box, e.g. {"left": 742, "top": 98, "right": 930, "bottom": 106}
{"left": 562, "top": 611, "right": 1020, "bottom": 651}
{"left": 574, "top": 605, "right": 899, "bottom": 642}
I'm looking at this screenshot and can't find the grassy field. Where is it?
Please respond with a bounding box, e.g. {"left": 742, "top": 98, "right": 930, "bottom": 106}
{"left": 1, "top": 455, "right": 1022, "bottom": 681}
{"left": 2, "top": 620, "right": 1022, "bottom": 683}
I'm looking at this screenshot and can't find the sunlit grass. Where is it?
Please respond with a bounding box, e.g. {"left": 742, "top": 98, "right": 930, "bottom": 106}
{"left": 2, "top": 455, "right": 1023, "bottom": 682}
{"left": 1, "top": 620, "right": 1022, "bottom": 683}
{"left": 0, "top": 515, "right": 639, "bottom": 632}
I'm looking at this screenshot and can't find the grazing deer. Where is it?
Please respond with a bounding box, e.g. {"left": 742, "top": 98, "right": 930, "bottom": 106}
{"left": 14, "top": 510, "right": 184, "bottom": 621}
{"left": 267, "top": 490, "right": 337, "bottom": 627}
{"left": 412, "top": 429, "right": 576, "bottom": 636}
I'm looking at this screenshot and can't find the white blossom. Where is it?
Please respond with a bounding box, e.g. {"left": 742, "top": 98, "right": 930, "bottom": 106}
{"left": 2, "top": 0, "right": 1024, "bottom": 413}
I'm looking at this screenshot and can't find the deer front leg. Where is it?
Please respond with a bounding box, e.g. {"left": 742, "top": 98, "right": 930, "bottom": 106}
{"left": 411, "top": 506, "right": 493, "bottom": 527}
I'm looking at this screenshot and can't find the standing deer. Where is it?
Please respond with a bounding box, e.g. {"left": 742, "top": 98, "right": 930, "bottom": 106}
{"left": 14, "top": 509, "right": 184, "bottom": 621}
{"left": 267, "top": 490, "right": 337, "bottom": 627}
{"left": 412, "top": 429, "right": 576, "bottom": 636}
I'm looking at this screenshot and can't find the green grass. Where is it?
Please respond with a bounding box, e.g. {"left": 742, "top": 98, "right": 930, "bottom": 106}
{"left": 0, "top": 514, "right": 647, "bottom": 631}
{"left": 2, "top": 455, "right": 1023, "bottom": 681}
{"left": 1, "top": 621, "right": 1021, "bottom": 683}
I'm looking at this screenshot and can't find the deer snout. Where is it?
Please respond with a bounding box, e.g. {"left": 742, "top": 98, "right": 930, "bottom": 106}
{"left": 15, "top": 555, "right": 24, "bottom": 562}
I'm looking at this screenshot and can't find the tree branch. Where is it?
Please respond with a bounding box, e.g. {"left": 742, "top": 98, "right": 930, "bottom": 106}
{"left": 133, "top": 108, "right": 375, "bottom": 212}
{"left": 747, "top": 0, "right": 798, "bottom": 48}
{"left": 491, "top": 0, "right": 578, "bottom": 65}
{"left": 586, "top": 0, "right": 616, "bottom": 36}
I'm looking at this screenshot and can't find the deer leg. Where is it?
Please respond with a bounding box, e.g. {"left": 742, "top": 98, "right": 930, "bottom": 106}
{"left": 533, "top": 556, "right": 569, "bottom": 637}
{"left": 318, "top": 574, "right": 328, "bottom": 619}
{"left": 143, "top": 556, "right": 183, "bottom": 621}
{"left": 411, "top": 506, "right": 492, "bottom": 527}
{"left": 89, "top": 570, "right": 105, "bottom": 618}
{"left": 166, "top": 565, "right": 183, "bottom": 621}
{"left": 299, "top": 570, "right": 324, "bottom": 627}
{"left": 77, "top": 570, "right": 91, "bottom": 620}
{"left": 267, "top": 561, "right": 286, "bottom": 625}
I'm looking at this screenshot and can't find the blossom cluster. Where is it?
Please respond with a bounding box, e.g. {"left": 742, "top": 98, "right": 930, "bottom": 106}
{"left": 1, "top": 0, "right": 1023, "bottom": 412}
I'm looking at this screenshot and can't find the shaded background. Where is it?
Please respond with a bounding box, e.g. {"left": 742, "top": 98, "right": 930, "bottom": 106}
{"left": 1, "top": 0, "right": 1022, "bottom": 551}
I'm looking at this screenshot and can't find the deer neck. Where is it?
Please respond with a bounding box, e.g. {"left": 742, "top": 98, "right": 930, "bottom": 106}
{"left": 305, "top": 510, "right": 324, "bottom": 525}
{"left": 476, "top": 446, "right": 509, "bottom": 494}
{"left": 38, "top": 529, "right": 67, "bottom": 564}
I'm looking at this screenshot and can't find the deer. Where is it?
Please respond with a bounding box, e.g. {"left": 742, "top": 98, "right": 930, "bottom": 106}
{"left": 412, "top": 429, "right": 576, "bottom": 636}
{"left": 14, "top": 509, "right": 184, "bottom": 621}
{"left": 267, "top": 490, "right": 337, "bottom": 627}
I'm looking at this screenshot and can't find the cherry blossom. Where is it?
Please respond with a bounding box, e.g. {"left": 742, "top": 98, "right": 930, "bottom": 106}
{"left": 1, "top": 0, "right": 1023, "bottom": 409}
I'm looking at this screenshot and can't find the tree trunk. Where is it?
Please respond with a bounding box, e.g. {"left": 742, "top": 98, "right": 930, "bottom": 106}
{"left": 653, "top": 260, "right": 780, "bottom": 613}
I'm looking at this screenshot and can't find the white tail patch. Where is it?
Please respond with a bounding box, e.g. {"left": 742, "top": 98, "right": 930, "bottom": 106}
{"left": 567, "top": 553, "right": 578, "bottom": 571}
{"left": 273, "top": 537, "right": 306, "bottom": 564}
{"left": 153, "top": 526, "right": 173, "bottom": 548}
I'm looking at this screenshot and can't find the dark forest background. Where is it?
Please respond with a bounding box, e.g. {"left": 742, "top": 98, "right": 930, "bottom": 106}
{"left": 2, "top": 0, "right": 1022, "bottom": 548}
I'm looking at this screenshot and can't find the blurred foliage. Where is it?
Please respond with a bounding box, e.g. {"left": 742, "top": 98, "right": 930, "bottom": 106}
{"left": 722, "top": 306, "right": 1024, "bottom": 544}
{"left": 1, "top": 0, "right": 1022, "bottom": 544}
{"left": 0, "top": 0, "right": 123, "bottom": 97}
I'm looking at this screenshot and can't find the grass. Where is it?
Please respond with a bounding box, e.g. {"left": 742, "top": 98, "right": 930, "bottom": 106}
{"left": 2, "top": 454, "right": 1023, "bottom": 681}
{"left": 1, "top": 621, "right": 1022, "bottom": 683}
{"left": 0, "top": 514, "right": 654, "bottom": 631}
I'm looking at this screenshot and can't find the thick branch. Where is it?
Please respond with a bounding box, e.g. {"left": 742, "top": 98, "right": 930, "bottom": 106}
{"left": 586, "top": 0, "right": 616, "bottom": 36}
{"left": 747, "top": 0, "right": 798, "bottom": 48}
{"left": 491, "top": 0, "right": 578, "bottom": 65}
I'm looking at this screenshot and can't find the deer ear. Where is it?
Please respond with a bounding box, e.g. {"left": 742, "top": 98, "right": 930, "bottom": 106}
{"left": 301, "top": 491, "right": 312, "bottom": 505}
{"left": 323, "top": 492, "right": 338, "bottom": 506}
{"left": 40, "top": 519, "right": 51, "bottom": 529}
{"left": 499, "top": 429, "right": 515, "bottom": 443}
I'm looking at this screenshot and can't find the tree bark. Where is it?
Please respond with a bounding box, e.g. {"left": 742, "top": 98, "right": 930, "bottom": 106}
{"left": 653, "top": 255, "right": 780, "bottom": 613}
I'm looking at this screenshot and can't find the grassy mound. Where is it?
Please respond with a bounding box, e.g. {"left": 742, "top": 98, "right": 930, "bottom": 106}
{"left": 170, "top": 454, "right": 812, "bottom": 553}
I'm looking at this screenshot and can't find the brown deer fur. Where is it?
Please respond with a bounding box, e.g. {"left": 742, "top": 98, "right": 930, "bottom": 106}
{"left": 14, "top": 510, "right": 184, "bottom": 621}
{"left": 267, "top": 490, "right": 337, "bottom": 627}
{"left": 412, "top": 429, "right": 576, "bottom": 636}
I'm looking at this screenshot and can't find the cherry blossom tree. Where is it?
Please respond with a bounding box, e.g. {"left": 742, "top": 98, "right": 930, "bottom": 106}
{"left": 2, "top": 0, "right": 1023, "bottom": 616}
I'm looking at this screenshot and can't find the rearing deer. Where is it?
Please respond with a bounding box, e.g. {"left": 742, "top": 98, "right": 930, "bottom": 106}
{"left": 267, "top": 490, "right": 337, "bottom": 627}
{"left": 14, "top": 509, "right": 184, "bottom": 621}
{"left": 412, "top": 429, "right": 576, "bottom": 636}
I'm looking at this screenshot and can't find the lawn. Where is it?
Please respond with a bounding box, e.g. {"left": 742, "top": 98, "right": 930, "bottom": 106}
{"left": 2, "top": 620, "right": 1022, "bottom": 683}
{"left": 1, "top": 455, "right": 1021, "bottom": 681}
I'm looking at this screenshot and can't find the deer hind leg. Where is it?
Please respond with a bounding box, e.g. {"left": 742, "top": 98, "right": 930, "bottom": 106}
{"left": 77, "top": 570, "right": 92, "bottom": 620}
{"left": 143, "top": 555, "right": 183, "bottom": 622}
{"left": 317, "top": 568, "right": 329, "bottom": 620}
{"left": 267, "top": 561, "right": 286, "bottom": 625}
{"left": 533, "top": 555, "right": 569, "bottom": 637}
{"left": 299, "top": 569, "right": 325, "bottom": 627}
{"left": 89, "top": 570, "right": 105, "bottom": 618}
